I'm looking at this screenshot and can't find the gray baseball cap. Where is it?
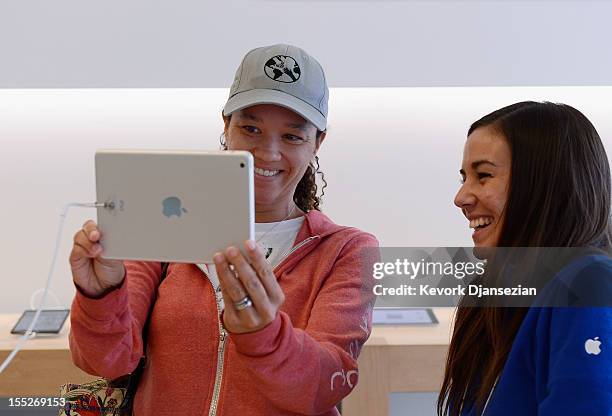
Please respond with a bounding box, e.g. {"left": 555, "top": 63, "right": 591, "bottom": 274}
{"left": 223, "top": 44, "right": 329, "bottom": 131}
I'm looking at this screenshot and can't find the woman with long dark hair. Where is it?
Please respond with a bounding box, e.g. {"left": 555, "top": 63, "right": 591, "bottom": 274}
{"left": 439, "top": 101, "right": 612, "bottom": 415}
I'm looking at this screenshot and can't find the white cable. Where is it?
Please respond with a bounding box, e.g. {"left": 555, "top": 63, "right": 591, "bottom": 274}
{"left": 29, "top": 288, "right": 63, "bottom": 310}
{"left": 0, "top": 202, "right": 107, "bottom": 374}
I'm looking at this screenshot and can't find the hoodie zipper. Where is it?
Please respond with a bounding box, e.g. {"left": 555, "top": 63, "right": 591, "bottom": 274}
{"left": 273, "top": 236, "right": 320, "bottom": 273}
{"left": 196, "top": 265, "right": 226, "bottom": 416}
{"left": 197, "top": 234, "right": 320, "bottom": 415}
{"left": 209, "top": 295, "right": 226, "bottom": 416}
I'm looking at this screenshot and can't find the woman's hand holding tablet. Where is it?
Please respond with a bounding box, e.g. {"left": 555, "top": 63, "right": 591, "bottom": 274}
{"left": 213, "top": 240, "right": 285, "bottom": 334}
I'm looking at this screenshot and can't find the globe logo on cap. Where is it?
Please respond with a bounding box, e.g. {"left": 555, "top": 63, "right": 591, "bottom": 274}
{"left": 264, "top": 55, "right": 301, "bottom": 83}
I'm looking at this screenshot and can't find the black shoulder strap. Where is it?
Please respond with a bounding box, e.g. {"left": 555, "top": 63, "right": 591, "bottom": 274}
{"left": 124, "top": 262, "right": 170, "bottom": 394}
{"left": 160, "top": 262, "right": 169, "bottom": 282}
{"left": 142, "top": 262, "right": 169, "bottom": 343}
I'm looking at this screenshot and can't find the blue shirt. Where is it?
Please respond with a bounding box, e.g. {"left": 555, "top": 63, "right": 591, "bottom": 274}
{"left": 462, "top": 254, "right": 612, "bottom": 416}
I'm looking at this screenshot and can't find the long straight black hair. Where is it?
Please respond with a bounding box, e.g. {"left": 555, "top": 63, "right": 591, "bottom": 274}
{"left": 438, "top": 101, "right": 612, "bottom": 416}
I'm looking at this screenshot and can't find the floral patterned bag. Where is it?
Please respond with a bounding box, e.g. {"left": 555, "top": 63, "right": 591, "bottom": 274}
{"left": 58, "top": 372, "right": 139, "bottom": 416}
{"left": 59, "top": 263, "right": 168, "bottom": 416}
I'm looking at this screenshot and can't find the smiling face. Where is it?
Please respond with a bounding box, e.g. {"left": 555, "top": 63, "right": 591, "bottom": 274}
{"left": 454, "top": 125, "right": 512, "bottom": 247}
{"left": 224, "top": 104, "right": 325, "bottom": 219}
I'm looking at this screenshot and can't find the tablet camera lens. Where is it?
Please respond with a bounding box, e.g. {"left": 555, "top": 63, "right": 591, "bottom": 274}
{"left": 240, "top": 163, "right": 245, "bottom": 168}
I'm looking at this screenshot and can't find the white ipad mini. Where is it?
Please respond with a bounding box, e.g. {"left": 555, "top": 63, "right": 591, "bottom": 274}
{"left": 95, "top": 149, "right": 254, "bottom": 263}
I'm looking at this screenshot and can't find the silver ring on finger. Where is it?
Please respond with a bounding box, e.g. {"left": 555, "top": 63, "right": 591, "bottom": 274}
{"left": 233, "top": 295, "right": 253, "bottom": 311}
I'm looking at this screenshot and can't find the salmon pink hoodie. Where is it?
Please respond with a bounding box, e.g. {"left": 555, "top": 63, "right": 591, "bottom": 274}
{"left": 69, "top": 210, "right": 379, "bottom": 415}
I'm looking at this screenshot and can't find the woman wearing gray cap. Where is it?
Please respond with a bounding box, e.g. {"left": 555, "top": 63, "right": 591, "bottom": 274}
{"left": 68, "top": 44, "right": 379, "bottom": 415}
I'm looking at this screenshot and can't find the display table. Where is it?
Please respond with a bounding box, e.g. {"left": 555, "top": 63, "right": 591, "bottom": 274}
{"left": 342, "top": 308, "right": 454, "bottom": 416}
{"left": 1, "top": 309, "right": 454, "bottom": 415}
{"left": 0, "top": 314, "right": 96, "bottom": 397}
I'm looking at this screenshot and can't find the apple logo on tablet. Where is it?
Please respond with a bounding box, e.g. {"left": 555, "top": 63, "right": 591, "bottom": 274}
{"left": 585, "top": 337, "right": 602, "bottom": 355}
{"left": 162, "top": 197, "right": 188, "bottom": 218}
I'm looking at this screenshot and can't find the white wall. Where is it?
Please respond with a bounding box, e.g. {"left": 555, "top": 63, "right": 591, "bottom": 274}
{"left": 2, "top": 1, "right": 612, "bottom": 87}
{"left": 1, "top": 87, "right": 611, "bottom": 312}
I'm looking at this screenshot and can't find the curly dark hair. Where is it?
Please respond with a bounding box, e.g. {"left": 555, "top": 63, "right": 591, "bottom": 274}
{"left": 294, "top": 151, "right": 326, "bottom": 211}
{"left": 220, "top": 124, "right": 327, "bottom": 212}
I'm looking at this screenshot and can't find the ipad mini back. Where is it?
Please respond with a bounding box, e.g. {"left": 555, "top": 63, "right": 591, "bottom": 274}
{"left": 95, "top": 149, "right": 254, "bottom": 263}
